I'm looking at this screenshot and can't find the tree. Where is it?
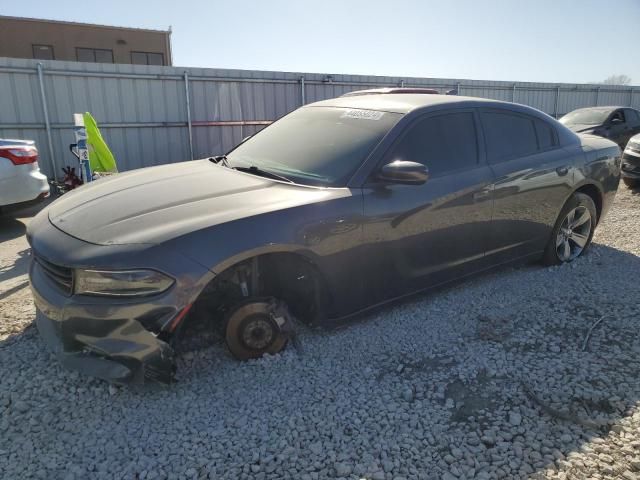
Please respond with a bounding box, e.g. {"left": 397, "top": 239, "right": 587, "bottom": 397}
{"left": 600, "top": 74, "right": 632, "bottom": 85}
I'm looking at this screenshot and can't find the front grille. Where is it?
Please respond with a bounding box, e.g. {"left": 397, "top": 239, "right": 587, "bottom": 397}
{"left": 34, "top": 253, "right": 73, "bottom": 295}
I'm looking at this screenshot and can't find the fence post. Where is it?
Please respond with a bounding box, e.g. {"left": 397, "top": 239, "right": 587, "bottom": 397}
{"left": 300, "top": 76, "right": 306, "bottom": 106}
{"left": 554, "top": 86, "right": 560, "bottom": 118}
{"left": 512, "top": 84, "right": 516, "bottom": 102}
{"left": 183, "top": 71, "right": 194, "bottom": 160}
{"left": 630, "top": 88, "right": 634, "bottom": 107}
{"left": 36, "top": 63, "right": 58, "bottom": 180}
{"left": 595, "top": 87, "right": 600, "bottom": 106}
{"left": 457, "top": 82, "right": 461, "bottom": 96}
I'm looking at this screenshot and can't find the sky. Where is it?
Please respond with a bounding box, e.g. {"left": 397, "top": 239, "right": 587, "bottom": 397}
{"left": 2, "top": 0, "right": 640, "bottom": 85}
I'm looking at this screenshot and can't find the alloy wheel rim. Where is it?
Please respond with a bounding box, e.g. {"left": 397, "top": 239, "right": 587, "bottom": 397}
{"left": 556, "top": 206, "right": 592, "bottom": 262}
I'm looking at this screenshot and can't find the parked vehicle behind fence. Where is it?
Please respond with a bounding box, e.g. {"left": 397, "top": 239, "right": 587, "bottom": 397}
{"left": 0, "top": 139, "right": 49, "bottom": 213}
{"left": 27, "top": 90, "right": 621, "bottom": 384}
{"left": 560, "top": 106, "right": 640, "bottom": 150}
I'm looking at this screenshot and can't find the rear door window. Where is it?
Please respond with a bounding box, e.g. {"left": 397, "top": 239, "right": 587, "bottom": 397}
{"left": 389, "top": 112, "right": 479, "bottom": 176}
{"left": 481, "top": 111, "right": 538, "bottom": 163}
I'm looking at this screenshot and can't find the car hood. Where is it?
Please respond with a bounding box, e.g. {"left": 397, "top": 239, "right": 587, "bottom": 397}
{"left": 48, "top": 159, "right": 344, "bottom": 245}
{"left": 564, "top": 123, "right": 601, "bottom": 133}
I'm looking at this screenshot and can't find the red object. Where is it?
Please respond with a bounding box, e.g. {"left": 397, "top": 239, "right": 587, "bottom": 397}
{"left": 0, "top": 146, "right": 39, "bottom": 165}
{"left": 61, "top": 166, "right": 83, "bottom": 189}
{"left": 167, "top": 303, "right": 193, "bottom": 332}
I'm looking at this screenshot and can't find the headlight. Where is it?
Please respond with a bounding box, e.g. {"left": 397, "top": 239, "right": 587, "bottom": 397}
{"left": 74, "top": 269, "right": 174, "bottom": 297}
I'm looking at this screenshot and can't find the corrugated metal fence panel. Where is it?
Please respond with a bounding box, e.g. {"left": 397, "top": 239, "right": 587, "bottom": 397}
{"left": 558, "top": 88, "right": 597, "bottom": 117}
{"left": 1, "top": 56, "right": 638, "bottom": 180}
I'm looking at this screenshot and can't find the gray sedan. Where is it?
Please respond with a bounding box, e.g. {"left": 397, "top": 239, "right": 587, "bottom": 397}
{"left": 27, "top": 90, "right": 621, "bottom": 383}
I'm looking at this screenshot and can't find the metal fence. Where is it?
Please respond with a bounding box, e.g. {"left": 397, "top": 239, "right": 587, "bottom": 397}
{"left": 1, "top": 56, "right": 638, "bottom": 180}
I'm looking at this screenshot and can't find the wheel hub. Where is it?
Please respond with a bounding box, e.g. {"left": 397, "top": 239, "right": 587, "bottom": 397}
{"left": 224, "top": 299, "right": 290, "bottom": 360}
{"left": 240, "top": 315, "right": 276, "bottom": 350}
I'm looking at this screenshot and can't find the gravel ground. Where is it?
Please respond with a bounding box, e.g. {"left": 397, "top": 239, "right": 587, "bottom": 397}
{"left": 1, "top": 187, "right": 640, "bottom": 480}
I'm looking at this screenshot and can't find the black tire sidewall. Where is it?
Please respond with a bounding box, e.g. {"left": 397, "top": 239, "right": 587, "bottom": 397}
{"left": 543, "top": 193, "right": 597, "bottom": 266}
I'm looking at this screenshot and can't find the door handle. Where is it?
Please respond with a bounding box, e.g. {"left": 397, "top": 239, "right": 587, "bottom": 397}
{"left": 473, "top": 189, "right": 491, "bottom": 201}
{"left": 556, "top": 166, "right": 569, "bottom": 176}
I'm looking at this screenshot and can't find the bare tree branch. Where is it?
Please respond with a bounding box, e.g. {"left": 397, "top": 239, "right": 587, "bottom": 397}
{"left": 600, "top": 75, "right": 632, "bottom": 85}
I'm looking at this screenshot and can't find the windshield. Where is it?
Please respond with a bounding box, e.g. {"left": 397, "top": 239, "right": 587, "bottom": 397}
{"left": 226, "top": 107, "right": 402, "bottom": 187}
{"left": 560, "top": 109, "right": 612, "bottom": 125}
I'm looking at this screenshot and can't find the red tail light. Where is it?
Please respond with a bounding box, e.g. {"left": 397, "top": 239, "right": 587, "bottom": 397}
{"left": 0, "top": 146, "right": 39, "bottom": 165}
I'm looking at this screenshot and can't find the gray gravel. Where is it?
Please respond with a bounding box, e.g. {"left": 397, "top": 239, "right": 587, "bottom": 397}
{"left": 1, "top": 187, "right": 640, "bottom": 480}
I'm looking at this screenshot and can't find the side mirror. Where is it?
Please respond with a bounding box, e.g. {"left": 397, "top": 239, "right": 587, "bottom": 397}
{"left": 610, "top": 117, "right": 623, "bottom": 125}
{"left": 378, "top": 160, "right": 429, "bottom": 185}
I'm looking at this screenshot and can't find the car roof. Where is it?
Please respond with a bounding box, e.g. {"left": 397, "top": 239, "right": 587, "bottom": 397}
{"left": 341, "top": 87, "right": 440, "bottom": 97}
{"left": 0, "top": 138, "right": 34, "bottom": 148}
{"left": 569, "top": 106, "right": 626, "bottom": 112}
{"left": 307, "top": 93, "right": 513, "bottom": 114}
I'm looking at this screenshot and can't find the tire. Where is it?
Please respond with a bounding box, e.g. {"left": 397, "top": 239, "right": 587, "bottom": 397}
{"left": 224, "top": 298, "right": 289, "bottom": 360}
{"left": 542, "top": 193, "right": 597, "bottom": 266}
{"left": 622, "top": 177, "right": 639, "bottom": 189}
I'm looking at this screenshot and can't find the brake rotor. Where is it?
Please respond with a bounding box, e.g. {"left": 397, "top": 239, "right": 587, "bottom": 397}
{"left": 225, "top": 299, "right": 289, "bottom": 360}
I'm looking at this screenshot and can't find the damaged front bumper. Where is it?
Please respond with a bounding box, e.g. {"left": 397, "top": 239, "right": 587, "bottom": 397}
{"left": 26, "top": 207, "right": 212, "bottom": 385}
{"left": 34, "top": 307, "right": 176, "bottom": 384}
{"left": 31, "top": 267, "right": 178, "bottom": 384}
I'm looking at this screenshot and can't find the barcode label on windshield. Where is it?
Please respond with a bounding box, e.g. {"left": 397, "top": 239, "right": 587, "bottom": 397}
{"left": 341, "top": 109, "right": 384, "bottom": 120}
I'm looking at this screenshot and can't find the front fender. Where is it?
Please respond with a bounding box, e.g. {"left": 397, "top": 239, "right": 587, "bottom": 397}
{"left": 167, "top": 195, "right": 367, "bottom": 317}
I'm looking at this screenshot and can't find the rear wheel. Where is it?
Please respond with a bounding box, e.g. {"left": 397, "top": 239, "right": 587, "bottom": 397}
{"left": 622, "top": 177, "right": 639, "bottom": 188}
{"left": 542, "top": 193, "right": 596, "bottom": 266}
{"left": 224, "top": 298, "right": 289, "bottom": 360}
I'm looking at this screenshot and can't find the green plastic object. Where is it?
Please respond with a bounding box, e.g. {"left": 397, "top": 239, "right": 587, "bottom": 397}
{"left": 83, "top": 112, "right": 118, "bottom": 173}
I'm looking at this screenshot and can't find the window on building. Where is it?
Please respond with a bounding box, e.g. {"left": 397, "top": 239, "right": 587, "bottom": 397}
{"left": 131, "top": 51, "right": 165, "bottom": 66}
{"left": 389, "top": 112, "right": 479, "bottom": 176}
{"left": 76, "top": 48, "right": 114, "bottom": 64}
{"left": 32, "top": 45, "right": 54, "bottom": 60}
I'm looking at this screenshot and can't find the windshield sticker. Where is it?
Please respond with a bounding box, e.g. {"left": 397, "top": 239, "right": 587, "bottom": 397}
{"left": 341, "top": 109, "right": 384, "bottom": 121}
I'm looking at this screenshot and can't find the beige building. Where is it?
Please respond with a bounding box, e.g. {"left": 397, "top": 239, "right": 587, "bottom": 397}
{"left": 0, "top": 15, "right": 172, "bottom": 65}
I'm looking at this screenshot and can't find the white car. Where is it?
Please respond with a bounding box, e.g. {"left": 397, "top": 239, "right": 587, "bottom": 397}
{"left": 622, "top": 133, "right": 640, "bottom": 188}
{"left": 0, "top": 139, "right": 50, "bottom": 212}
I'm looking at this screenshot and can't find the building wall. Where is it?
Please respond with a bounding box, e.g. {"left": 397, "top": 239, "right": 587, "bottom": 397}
{"left": 0, "top": 57, "right": 638, "bottom": 180}
{"left": 0, "top": 16, "right": 171, "bottom": 65}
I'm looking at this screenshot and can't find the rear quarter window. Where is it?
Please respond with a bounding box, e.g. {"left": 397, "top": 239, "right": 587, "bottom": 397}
{"left": 534, "top": 120, "right": 557, "bottom": 150}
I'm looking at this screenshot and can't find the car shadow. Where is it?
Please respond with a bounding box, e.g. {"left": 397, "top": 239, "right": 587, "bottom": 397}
{"left": 0, "top": 243, "right": 639, "bottom": 479}
{"left": 627, "top": 184, "right": 640, "bottom": 196}
{"left": 0, "top": 248, "right": 31, "bottom": 285}
{"left": 0, "top": 215, "right": 27, "bottom": 243}
{"left": 0, "top": 195, "right": 53, "bottom": 242}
